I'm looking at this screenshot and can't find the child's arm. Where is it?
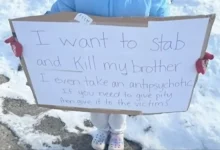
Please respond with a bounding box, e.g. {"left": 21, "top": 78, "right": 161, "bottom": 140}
{"left": 149, "top": 0, "right": 170, "bottom": 17}
{"left": 45, "top": 0, "right": 76, "bottom": 14}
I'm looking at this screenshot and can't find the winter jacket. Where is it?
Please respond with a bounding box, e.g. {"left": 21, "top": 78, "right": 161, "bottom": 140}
{"left": 46, "top": 0, "right": 170, "bottom": 17}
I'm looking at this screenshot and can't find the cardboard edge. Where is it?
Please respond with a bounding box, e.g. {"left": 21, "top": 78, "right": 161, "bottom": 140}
{"left": 9, "top": 20, "right": 39, "bottom": 105}
{"left": 10, "top": 12, "right": 149, "bottom": 27}
{"left": 142, "top": 109, "right": 188, "bottom": 115}
{"left": 186, "top": 14, "right": 216, "bottom": 111}
{"left": 9, "top": 12, "right": 216, "bottom": 28}
{"left": 37, "top": 104, "right": 142, "bottom": 115}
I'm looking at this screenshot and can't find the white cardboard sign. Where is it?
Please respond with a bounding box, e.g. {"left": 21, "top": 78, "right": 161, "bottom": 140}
{"left": 10, "top": 13, "right": 214, "bottom": 114}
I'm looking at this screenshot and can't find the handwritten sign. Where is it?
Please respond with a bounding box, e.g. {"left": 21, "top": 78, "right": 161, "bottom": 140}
{"left": 10, "top": 13, "right": 215, "bottom": 114}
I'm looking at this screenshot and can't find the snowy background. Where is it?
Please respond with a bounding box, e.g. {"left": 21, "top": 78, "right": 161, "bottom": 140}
{"left": 0, "top": 0, "right": 220, "bottom": 149}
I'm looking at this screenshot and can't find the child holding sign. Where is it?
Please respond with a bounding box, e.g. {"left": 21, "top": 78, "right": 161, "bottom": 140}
{"left": 5, "top": 0, "right": 214, "bottom": 150}
{"left": 47, "top": 1, "right": 170, "bottom": 150}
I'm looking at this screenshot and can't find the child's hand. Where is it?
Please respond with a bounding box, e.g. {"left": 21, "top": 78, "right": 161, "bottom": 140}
{"left": 196, "top": 52, "right": 214, "bottom": 74}
{"left": 5, "top": 36, "right": 23, "bottom": 57}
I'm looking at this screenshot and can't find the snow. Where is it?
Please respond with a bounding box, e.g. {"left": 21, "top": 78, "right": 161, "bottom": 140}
{"left": 0, "top": 0, "right": 220, "bottom": 149}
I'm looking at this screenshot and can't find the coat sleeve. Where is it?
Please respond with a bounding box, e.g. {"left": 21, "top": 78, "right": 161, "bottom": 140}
{"left": 45, "top": 0, "right": 76, "bottom": 14}
{"left": 149, "top": 0, "right": 170, "bottom": 17}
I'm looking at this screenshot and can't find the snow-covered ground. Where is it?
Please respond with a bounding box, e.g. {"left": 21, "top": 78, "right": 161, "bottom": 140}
{"left": 1, "top": 0, "right": 220, "bottom": 149}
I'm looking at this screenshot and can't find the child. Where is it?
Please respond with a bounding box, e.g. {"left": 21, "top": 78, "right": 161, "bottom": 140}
{"left": 45, "top": 1, "right": 170, "bottom": 150}
{"left": 5, "top": 0, "right": 214, "bottom": 150}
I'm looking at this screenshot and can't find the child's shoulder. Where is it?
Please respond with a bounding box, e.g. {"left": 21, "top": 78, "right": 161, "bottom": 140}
{"left": 48, "top": 0, "right": 170, "bottom": 17}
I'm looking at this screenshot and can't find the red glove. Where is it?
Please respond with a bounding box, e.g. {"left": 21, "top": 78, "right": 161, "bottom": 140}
{"left": 196, "top": 52, "right": 214, "bottom": 74}
{"left": 5, "top": 36, "right": 23, "bottom": 57}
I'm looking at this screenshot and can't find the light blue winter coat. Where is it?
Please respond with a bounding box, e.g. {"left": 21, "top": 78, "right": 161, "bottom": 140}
{"left": 46, "top": 0, "right": 170, "bottom": 17}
